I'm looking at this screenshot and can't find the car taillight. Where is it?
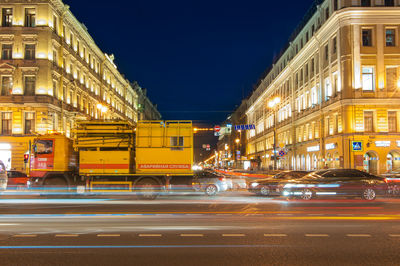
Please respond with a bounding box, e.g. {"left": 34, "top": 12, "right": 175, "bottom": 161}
{"left": 219, "top": 177, "right": 226, "bottom": 182}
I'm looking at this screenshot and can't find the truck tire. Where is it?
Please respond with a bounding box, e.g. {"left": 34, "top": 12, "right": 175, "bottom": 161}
{"left": 136, "top": 178, "right": 160, "bottom": 200}
{"left": 42, "top": 176, "right": 70, "bottom": 198}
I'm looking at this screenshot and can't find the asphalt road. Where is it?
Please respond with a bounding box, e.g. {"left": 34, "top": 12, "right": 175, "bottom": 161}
{"left": 1, "top": 192, "right": 400, "bottom": 265}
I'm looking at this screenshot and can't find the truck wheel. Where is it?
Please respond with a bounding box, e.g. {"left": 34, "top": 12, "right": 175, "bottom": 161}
{"left": 136, "top": 178, "right": 159, "bottom": 200}
{"left": 42, "top": 177, "right": 69, "bottom": 198}
{"left": 43, "top": 177, "right": 68, "bottom": 188}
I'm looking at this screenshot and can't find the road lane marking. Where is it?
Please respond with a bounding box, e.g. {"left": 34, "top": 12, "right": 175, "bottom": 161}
{"left": 139, "top": 234, "right": 162, "bottom": 237}
{"left": 13, "top": 235, "right": 37, "bottom": 238}
{"left": 222, "top": 234, "right": 245, "bottom": 237}
{"left": 305, "top": 234, "right": 329, "bottom": 237}
{"left": 346, "top": 234, "right": 371, "bottom": 237}
{"left": 180, "top": 234, "right": 204, "bottom": 237}
{"left": 55, "top": 234, "right": 79, "bottom": 238}
{"left": 264, "top": 234, "right": 287, "bottom": 237}
{"left": 97, "top": 234, "right": 120, "bottom": 237}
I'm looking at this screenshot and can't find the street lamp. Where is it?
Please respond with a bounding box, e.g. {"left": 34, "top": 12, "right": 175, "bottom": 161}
{"left": 268, "top": 97, "right": 281, "bottom": 171}
{"left": 97, "top": 103, "right": 108, "bottom": 119}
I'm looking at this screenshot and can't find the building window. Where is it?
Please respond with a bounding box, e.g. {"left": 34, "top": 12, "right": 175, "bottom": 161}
{"left": 386, "top": 29, "right": 396, "bottom": 47}
{"left": 53, "top": 50, "right": 57, "bottom": 65}
{"left": 24, "top": 8, "right": 35, "bottom": 27}
{"left": 24, "top": 112, "right": 35, "bottom": 135}
{"left": 2, "top": 8, "right": 12, "bottom": 27}
{"left": 385, "top": 0, "right": 395, "bottom": 6}
{"left": 24, "top": 44, "right": 35, "bottom": 60}
{"left": 325, "top": 78, "right": 332, "bottom": 100}
{"left": 324, "top": 44, "right": 329, "bottom": 62}
{"left": 333, "top": 73, "right": 339, "bottom": 93}
{"left": 1, "top": 76, "right": 12, "bottom": 96}
{"left": 386, "top": 67, "right": 397, "bottom": 91}
{"left": 362, "top": 67, "right": 374, "bottom": 91}
{"left": 311, "top": 58, "right": 315, "bottom": 76}
{"left": 361, "top": 0, "right": 371, "bottom": 7}
{"left": 311, "top": 86, "right": 317, "bottom": 105}
{"left": 364, "top": 111, "right": 374, "bottom": 132}
{"left": 53, "top": 15, "right": 58, "bottom": 33}
{"left": 53, "top": 80, "right": 58, "bottom": 99}
{"left": 332, "top": 37, "right": 337, "bottom": 54}
{"left": 362, "top": 29, "right": 372, "bottom": 46}
{"left": 2, "top": 44, "right": 12, "bottom": 60}
{"left": 1, "top": 112, "right": 12, "bottom": 135}
{"left": 24, "top": 76, "right": 36, "bottom": 96}
{"left": 388, "top": 111, "right": 397, "bottom": 133}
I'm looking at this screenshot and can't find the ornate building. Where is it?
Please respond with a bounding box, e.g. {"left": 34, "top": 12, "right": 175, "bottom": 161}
{"left": 246, "top": 0, "right": 400, "bottom": 175}
{"left": 0, "top": 0, "right": 159, "bottom": 171}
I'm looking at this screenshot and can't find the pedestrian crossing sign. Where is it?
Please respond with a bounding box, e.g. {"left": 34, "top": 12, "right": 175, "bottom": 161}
{"left": 351, "top": 141, "right": 363, "bottom": 152}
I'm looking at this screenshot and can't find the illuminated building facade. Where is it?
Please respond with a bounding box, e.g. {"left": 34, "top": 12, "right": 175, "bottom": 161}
{"left": 0, "top": 0, "right": 158, "bottom": 171}
{"left": 246, "top": 0, "right": 400, "bottom": 175}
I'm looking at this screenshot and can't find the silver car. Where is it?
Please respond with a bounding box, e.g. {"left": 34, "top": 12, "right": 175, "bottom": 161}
{"left": 192, "top": 170, "right": 229, "bottom": 196}
{"left": 0, "top": 161, "right": 8, "bottom": 190}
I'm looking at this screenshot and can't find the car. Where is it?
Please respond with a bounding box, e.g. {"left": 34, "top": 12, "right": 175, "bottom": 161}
{"left": 282, "top": 169, "right": 388, "bottom": 201}
{"left": 0, "top": 161, "right": 8, "bottom": 190}
{"left": 7, "top": 170, "right": 29, "bottom": 189}
{"left": 192, "top": 170, "right": 229, "bottom": 196}
{"left": 249, "top": 171, "right": 309, "bottom": 196}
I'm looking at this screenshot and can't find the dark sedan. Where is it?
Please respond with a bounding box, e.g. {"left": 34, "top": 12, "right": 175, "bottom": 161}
{"left": 282, "top": 169, "right": 388, "bottom": 201}
{"left": 249, "top": 171, "right": 309, "bottom": 196}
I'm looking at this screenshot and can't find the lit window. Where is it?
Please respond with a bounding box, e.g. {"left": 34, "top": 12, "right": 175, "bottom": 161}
{"left": 362, "top": 67, "right": 374, "bottom": 91}
{"left": 325, "top": 78, "right": 332, "bottom": 100}
{"left": 364, "top": 111, "right": 374, "bottom": 132}
{"left": 388, "top": 111, "right": 397, "bottom": 133}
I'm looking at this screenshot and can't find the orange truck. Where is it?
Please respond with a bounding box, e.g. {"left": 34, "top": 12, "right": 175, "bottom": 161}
{"left": 28, "top": 120, "right": 193, "bottom": 198}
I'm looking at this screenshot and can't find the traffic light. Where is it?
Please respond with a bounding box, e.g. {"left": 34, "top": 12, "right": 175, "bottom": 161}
{"left": 24, "top": 154, "right": 29, "bottom": 164}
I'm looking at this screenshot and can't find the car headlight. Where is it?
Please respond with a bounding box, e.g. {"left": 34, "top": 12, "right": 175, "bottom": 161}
{"left": 251, "top": 183, "right": 259, "bottom": 187}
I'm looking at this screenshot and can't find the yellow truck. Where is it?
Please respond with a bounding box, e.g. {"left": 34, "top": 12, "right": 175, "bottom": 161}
{"left": 28, "top": 120, "right": 193, "bottom": 198}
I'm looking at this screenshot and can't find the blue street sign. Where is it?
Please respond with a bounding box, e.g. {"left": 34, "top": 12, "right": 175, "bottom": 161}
{"left": 234, "top": 125, "right": 255, "bottom": 131}
{"left": 351, "top": 141, "right": 363, "bottom": 152}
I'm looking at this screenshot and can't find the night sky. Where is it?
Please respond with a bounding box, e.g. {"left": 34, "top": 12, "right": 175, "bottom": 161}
{"left": 64, "top": 0, "right": 314, "bottom": 125}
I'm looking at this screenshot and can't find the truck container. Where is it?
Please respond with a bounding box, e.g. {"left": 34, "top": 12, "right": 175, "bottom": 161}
{"left": 28, "top": 120, "right": 194, "bottom": 198}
